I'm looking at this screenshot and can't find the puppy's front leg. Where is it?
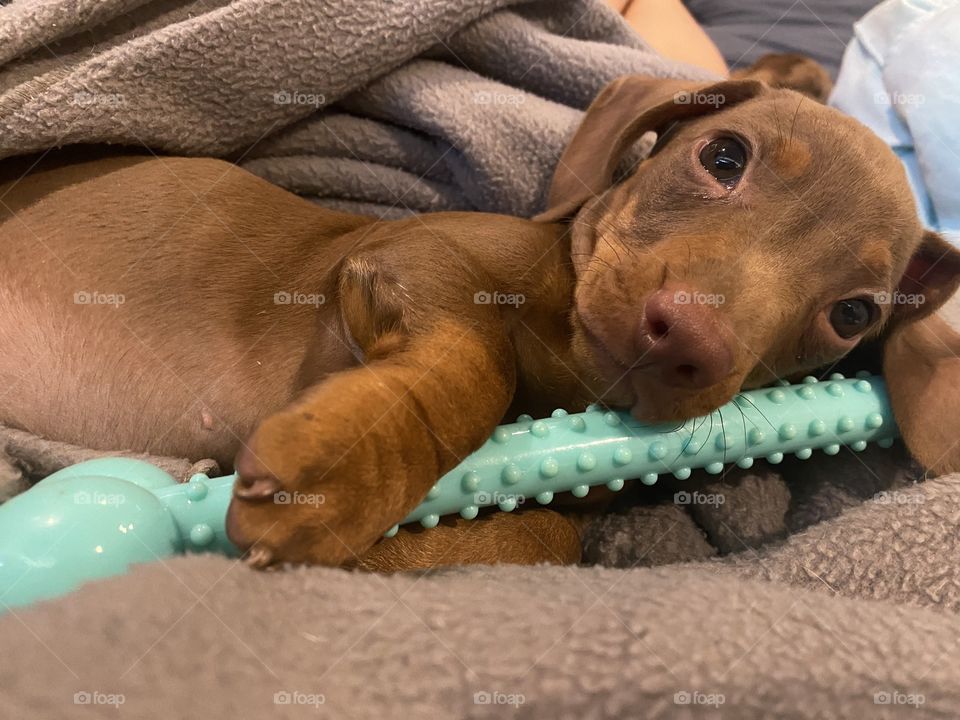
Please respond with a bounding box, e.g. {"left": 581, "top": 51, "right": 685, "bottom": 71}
{"left": 226, "top": 268, "right": 515, "bottom": 567}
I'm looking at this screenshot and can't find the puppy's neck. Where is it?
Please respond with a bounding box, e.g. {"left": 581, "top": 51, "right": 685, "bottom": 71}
{"left": 489, "top": 223, "right": 594, "bottom": 418}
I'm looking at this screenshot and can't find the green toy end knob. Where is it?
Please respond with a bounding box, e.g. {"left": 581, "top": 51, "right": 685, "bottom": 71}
{"left": 189, "top": 523, "right": 214, "bottom": 547}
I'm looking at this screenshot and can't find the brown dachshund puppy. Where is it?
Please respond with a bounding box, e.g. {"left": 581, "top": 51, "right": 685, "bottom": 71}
{"left": 2, "top": 76, "right": 959, "bottom": 571}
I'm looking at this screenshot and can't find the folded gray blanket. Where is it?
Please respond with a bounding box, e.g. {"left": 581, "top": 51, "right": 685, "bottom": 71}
{"left": 0, "top": 0, "right": 709, "bottom": 217}
{"left": 6, "top": 482, "right": 960, "bottom": 720}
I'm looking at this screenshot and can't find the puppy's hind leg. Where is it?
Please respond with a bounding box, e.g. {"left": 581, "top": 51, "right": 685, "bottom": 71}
{"left": 353, "top": 508, "right": 584, "bottom": 572}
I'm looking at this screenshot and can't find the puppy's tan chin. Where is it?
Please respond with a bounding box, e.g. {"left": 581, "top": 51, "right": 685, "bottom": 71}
{"left": 627, "top": 378, "right": 740, "bottom": 424}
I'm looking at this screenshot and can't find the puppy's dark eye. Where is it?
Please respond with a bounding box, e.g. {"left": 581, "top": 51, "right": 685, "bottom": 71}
{"left": 829, "top": 298, "right": 877, "bottom": 339}
{"left": 699, "top": 137, "right": 747, "bottom": 185}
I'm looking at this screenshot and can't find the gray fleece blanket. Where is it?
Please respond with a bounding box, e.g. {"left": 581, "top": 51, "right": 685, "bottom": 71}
{"left": 0, "top": 0, "right": 708, "bottom": 217}
{"left": 2, "top": 1, "right": 959, "bottom": 717}
{"left": 4, "top": 475, "right": 960, "bottom": 720}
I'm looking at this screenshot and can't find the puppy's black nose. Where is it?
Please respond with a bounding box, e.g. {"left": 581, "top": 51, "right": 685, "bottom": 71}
{"left": 639, "top": 288, "right": 734, "bottom": 389}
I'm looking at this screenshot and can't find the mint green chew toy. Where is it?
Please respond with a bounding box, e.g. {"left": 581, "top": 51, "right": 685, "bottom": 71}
{"left": 0, "top": 373, "right": 896, "bottom": 609}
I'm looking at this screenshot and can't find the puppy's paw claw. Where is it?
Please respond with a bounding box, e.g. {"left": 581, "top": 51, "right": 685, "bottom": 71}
{"left": 232, "top": 445, "right": 282, "bottom": 500}
{"left": 244, "top": 545, "right": 275, "bottom": 569}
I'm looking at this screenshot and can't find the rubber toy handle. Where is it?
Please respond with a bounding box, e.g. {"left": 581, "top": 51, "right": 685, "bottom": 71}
{"left": 0, "top": 374, "right": 896, "bottom": 609}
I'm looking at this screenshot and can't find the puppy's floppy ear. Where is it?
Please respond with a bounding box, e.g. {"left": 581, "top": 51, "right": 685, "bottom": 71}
{"left": 883, "top": 232, "right": 960, "bottom": 474}
{"left": 535, "top": 76, "right": 766, "bottom": 222}
{"left": 888, "top": 230, "right": 960, "bottom": 326}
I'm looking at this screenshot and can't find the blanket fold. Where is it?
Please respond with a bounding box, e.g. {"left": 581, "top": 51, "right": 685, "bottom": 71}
{"left": 4, "top": 551, "right": 960, "bottom": 719}
{"left": 0, "top": 0, "right": 708, "bottom": 217}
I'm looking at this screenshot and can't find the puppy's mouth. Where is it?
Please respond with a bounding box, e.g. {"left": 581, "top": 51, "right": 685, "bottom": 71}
{"left": 574, "top": 312, "right": 739, "bottom": 423}
{"left": 626, "top": 374, "right": 738, "bottom": 424}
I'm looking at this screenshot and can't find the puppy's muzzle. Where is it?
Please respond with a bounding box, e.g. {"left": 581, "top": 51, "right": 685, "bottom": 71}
{"left": 637, "top": 287, "right": 734, "bottom": 389}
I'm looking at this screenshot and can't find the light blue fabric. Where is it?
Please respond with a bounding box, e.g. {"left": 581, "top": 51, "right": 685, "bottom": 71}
{"left": 830, "top": 0, "right": 960, "bottom": 246}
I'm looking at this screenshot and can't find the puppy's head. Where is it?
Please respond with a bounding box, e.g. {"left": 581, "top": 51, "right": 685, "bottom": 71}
{"left": 540, "top": 75, "right": 960, "bottom": 423}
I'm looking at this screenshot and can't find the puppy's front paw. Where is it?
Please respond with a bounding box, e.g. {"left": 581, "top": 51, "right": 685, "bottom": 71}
{"left": 224, "top": 409, "right": 396, "bottom": 568}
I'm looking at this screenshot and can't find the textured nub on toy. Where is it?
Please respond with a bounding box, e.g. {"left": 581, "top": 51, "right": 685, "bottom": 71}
{"left": 384, "top": 373, "right": 897, "bottom": 536}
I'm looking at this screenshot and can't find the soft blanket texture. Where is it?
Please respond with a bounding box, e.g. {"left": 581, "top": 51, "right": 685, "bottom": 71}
{"left": 0, "top": 0, "right": 709, "bottom": 217}
{"left": 2, "top": 0, "right": 959, "bottom": 717}
{"left": 5, "top": 481, "right": 960, "bottom": 720}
